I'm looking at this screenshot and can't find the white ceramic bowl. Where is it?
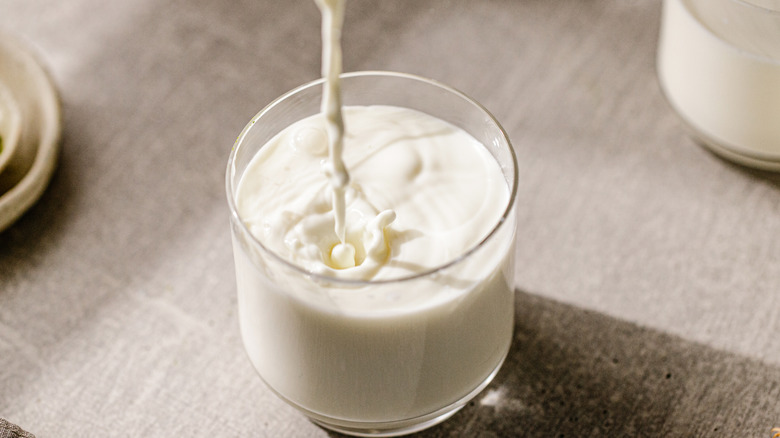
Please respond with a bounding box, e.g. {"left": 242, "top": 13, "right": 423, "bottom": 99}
{"left": 0, "top": 79, "right": 22, "bottom": 175}
{"left": 0, "top": 34, "right": 61, "bottom": 232}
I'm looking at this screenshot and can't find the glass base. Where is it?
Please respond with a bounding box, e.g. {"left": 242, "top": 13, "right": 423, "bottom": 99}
{"left": 664, "top": 99, "right": 780, "bottom": 172}
{"left": 310, "top": 406, "right": 462, "bottom": 438}
{"left": 694, "top": 135, "right": 780, "bottom": 172}
{"left": 294, "top": 349, "right": 509, "bottom": 437}
{"left": 657, "top": 74, "right": 780, "bottom": 172}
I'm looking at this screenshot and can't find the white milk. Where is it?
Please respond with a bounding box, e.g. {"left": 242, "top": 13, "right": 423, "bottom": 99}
{"left": 233, "top": 105, "right": 515, "bottom": 422}
{"left": 657, "top": 0, "right": 780, "bottom": 167}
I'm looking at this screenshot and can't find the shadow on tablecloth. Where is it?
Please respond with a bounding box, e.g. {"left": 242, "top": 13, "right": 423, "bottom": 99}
{"left": 325, "top": 289, "right": 780, "bottom": 437}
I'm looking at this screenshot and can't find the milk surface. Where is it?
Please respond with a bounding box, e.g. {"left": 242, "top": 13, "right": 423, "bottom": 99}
{"left": 236, "top": 105, "right": 509, "bottom": 282}
{"left": 233, "top": 105, "right": 515, "bottom": 421}
{"left": 658, "top": 0, "right": 780, "bottom": 161}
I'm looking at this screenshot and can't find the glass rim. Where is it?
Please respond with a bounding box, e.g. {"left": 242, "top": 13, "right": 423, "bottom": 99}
{"left": 670, "top": 0, "right": 780, "bottom": 64}
{"left": 225, "top": 70, "right": 518, "bottom": 286}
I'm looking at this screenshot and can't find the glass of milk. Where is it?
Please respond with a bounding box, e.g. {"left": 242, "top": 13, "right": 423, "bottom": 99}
{"left": 657, "top": 0, "right": 780, "bottom": 170}
{"left": 226, "top": 71, "right": 518, "bottom": 436}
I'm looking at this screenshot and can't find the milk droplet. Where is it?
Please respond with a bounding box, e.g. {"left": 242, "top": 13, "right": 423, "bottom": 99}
{"left": 330, "top": 242, "right": 356, "bottom": 269}
{"left": 293, "top": 127, "right": 328, "bottom": 156}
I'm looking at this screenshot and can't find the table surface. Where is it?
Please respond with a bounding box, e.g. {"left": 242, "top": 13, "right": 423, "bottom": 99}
{"left": 2, "top": 1, "right": 779, "bottom": 436}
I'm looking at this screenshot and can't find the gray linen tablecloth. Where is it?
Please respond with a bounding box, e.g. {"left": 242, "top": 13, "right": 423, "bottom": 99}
{"left": 1, "top": 0, "right": 779, "bottom": 436}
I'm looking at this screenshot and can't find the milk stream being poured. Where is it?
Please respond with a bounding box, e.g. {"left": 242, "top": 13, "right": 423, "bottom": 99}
{"left": 314, "top": 0, "right": 354, "bottom": 259}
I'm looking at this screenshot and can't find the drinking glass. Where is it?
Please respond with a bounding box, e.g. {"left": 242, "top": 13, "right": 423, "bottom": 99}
{"left": 657, "top": 0, "right": 780, "bottom": 170}
{"left": 226, "top": 71, "right": 518, "bottom": 437}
